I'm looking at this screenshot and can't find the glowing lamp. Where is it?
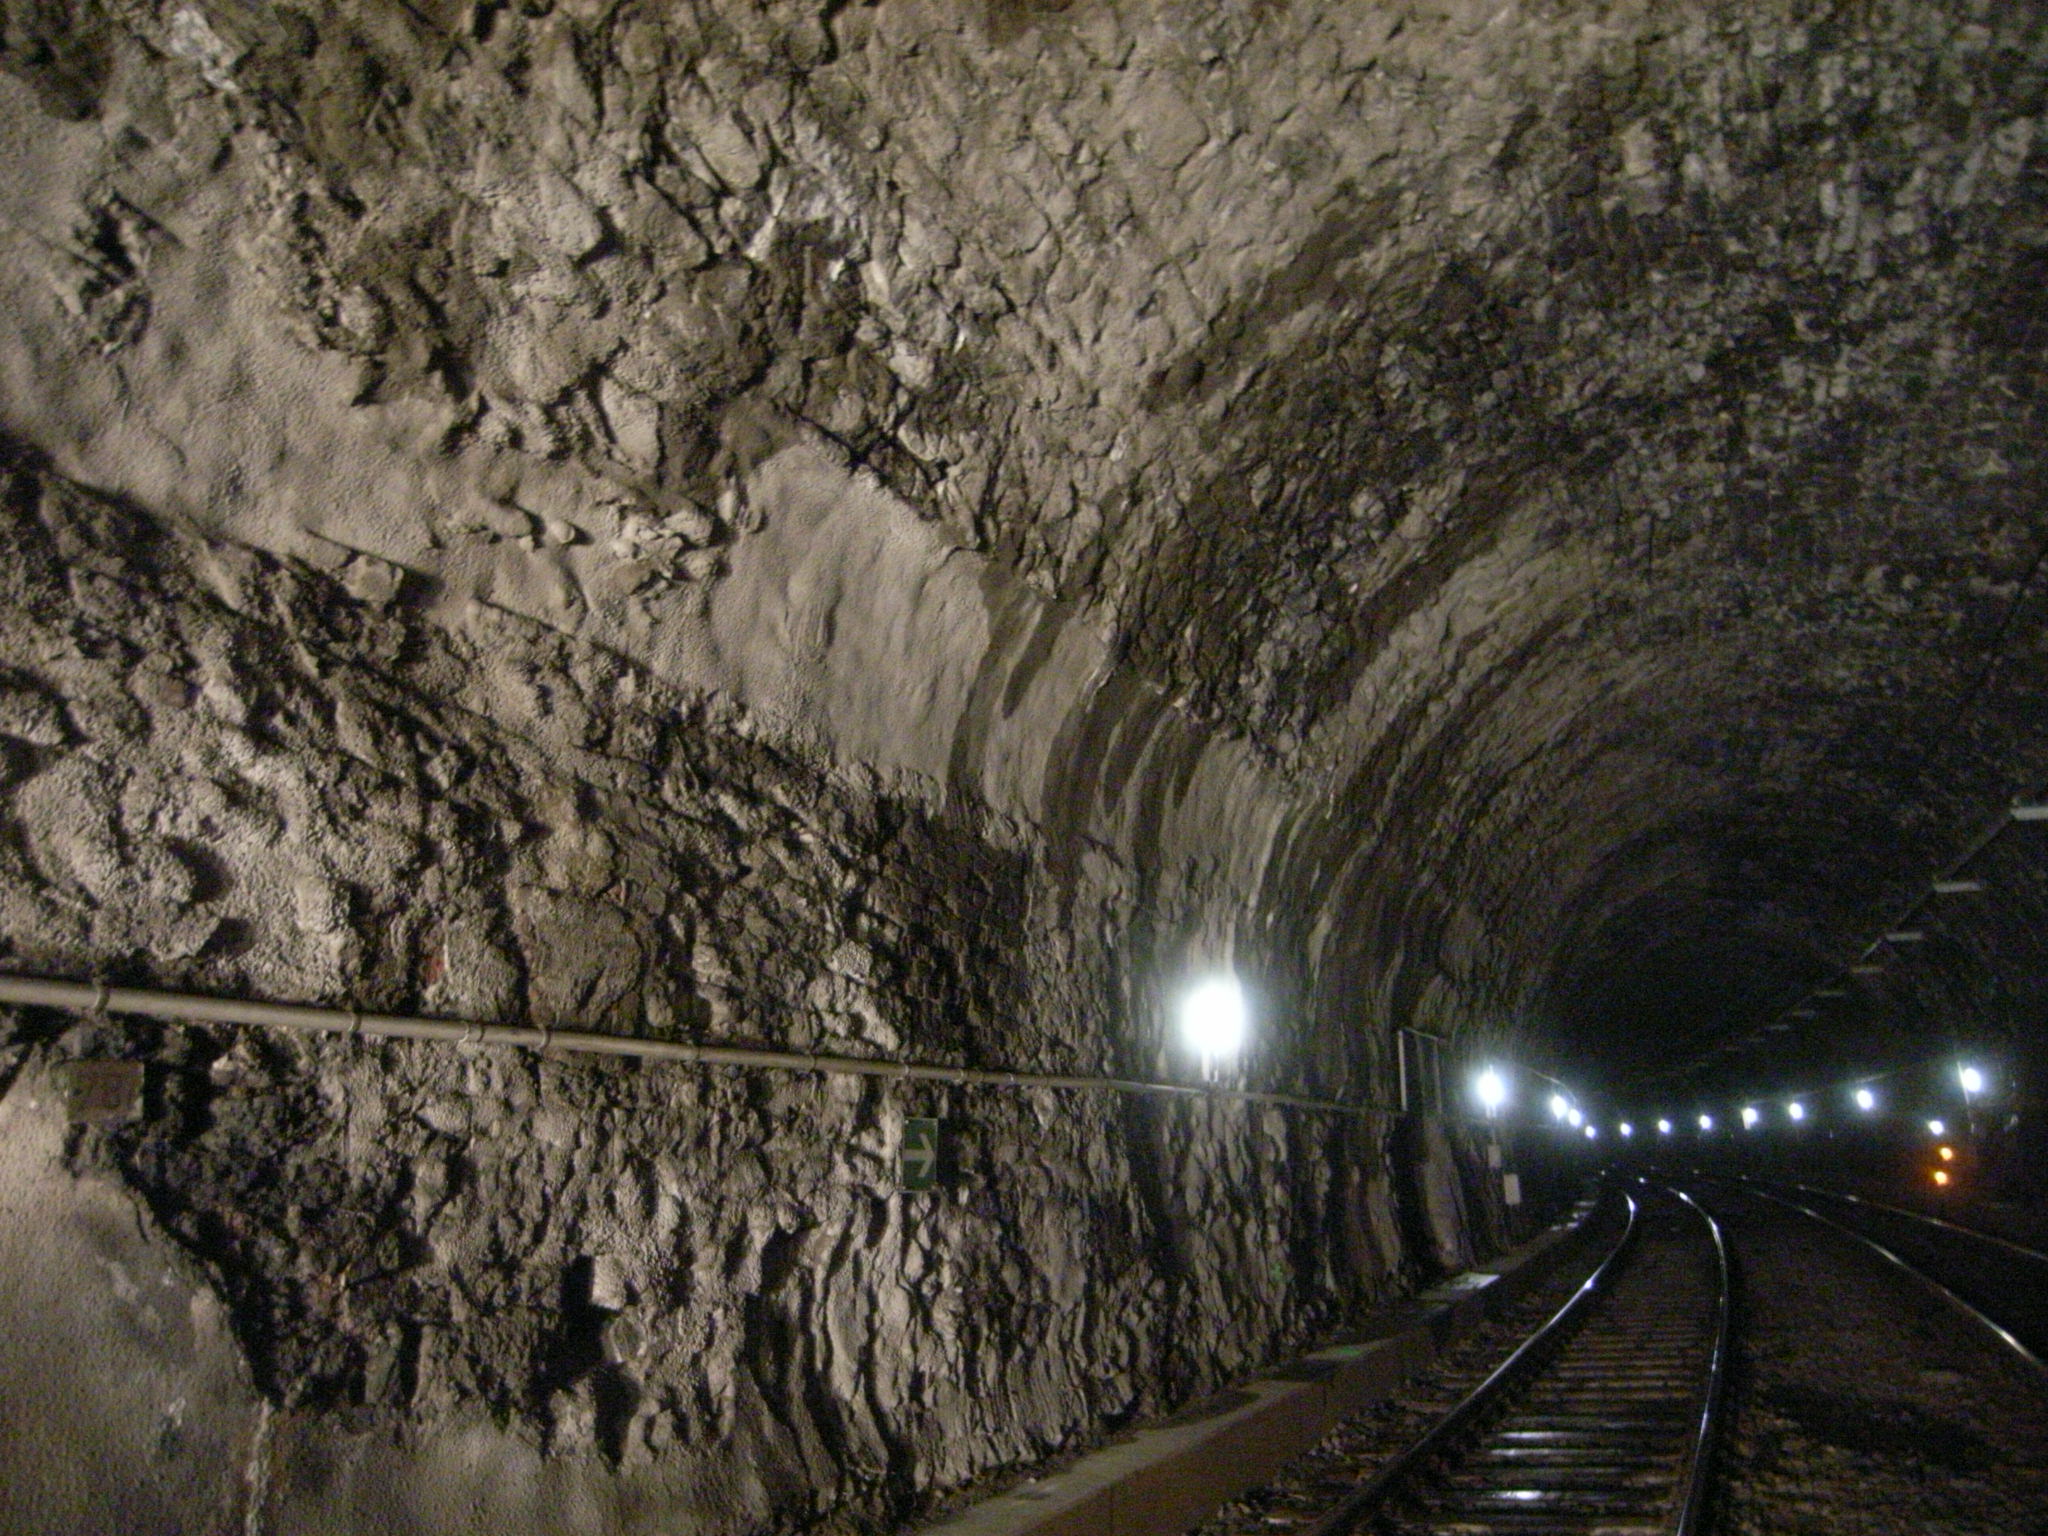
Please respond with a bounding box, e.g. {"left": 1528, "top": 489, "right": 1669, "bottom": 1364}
{"left": 1474, "top": 1067, "right": 1508, "bottom": 1114}
{"left": 1178, "top": 976, "right": 1247, "bottom": 1062}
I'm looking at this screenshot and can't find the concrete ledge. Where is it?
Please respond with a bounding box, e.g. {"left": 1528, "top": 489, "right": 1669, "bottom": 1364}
{"left": 917, "top": 1209, "right": 1599, "bottom": 1536}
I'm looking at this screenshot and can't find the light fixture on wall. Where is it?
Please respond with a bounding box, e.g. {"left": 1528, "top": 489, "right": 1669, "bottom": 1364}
{"left": 1177, "top": 975, "right": 1248, "bottom": 1071}
{"left": 1786, "top": 1101, "right": 1806, "bottom": 1123}
{"left": 1854, "top": 1086, "right": 1877, "bottom": 1112}
{"left": 1958, "top": 1063, "right": 1985, "bottom": 1096}
{"left": 1474, "top": 1066, "right": 1508, "bottom": 1115}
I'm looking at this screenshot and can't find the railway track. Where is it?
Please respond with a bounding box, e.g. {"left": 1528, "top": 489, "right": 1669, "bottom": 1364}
{"left": 1729, "top": 1176, "right": 2048, "bottom": 1375}
{"left": 1303, "top": 1181, "right": 1729, "bottom": 1536}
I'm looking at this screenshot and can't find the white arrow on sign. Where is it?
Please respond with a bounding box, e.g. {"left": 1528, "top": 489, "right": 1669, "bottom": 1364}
{"left": 901, "top": 1118, "right": 939, "bottom": 1190}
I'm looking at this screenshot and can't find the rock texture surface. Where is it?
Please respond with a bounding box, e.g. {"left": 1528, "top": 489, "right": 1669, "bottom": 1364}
{"left": 0, "top": 0, "right": 2045, "bottom": 1530}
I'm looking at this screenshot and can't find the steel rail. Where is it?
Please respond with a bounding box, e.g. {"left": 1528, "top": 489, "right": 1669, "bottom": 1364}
{"left": 1300, "top": 1187, "right": 1645, "bottom": 1536}
{"left": 1667, "top": 1186, "right": 1732, "bottom": 1536}
{"left": 1763, "top": 1178, "right": 2048, "bottom": 1266}
{"left": 1305, "top": 1180, "right": 1728, "bottom": 1536}
{"left": 1739, "top": 1183, "right": 2047, "bottom": 1378}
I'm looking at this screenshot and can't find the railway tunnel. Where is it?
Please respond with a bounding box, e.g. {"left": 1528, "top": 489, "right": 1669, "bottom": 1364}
{"left": 0, "top": 1, "right": 2045, "bottom": 1532}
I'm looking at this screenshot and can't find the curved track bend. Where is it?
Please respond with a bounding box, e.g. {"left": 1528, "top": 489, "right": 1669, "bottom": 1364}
{"left": 1307, "top": 1181, "right": 1729, "bottom": 1536}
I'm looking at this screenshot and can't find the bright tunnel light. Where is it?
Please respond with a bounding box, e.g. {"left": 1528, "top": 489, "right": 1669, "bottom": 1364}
{"left": 1927, "top": 1119, "right": 1946, "bottom": 1137}
{"left": 1787, "top": 1102, "right": 1806, "bottom": 1123}
{"left": 1958, "top": 1064, "right": 1986, "bottom": 1096}
{"left": 1741, "top": 1106, "right": 1760, "bottom": 1130}
{"left": 1656, "top": 1118, "right": 1673, "bottom": 1136}
{"left": 1549, "top": 1093, "right": 1569, "bottom": 1122}
{"left": 1178, "top": 975, "right": 1247, "bottom": 1061}
{"left": 1854, "top": 1087, "right": 1877, "bottom": 1112}
{"left": 1583, "top": 1123, "right": 1598, "bottom": 1140}
{"left": 1619, "top": 1122, "right": 1634, "bottom": 1138}
{"left": 1475, "top": 1067, "right": 1508, "bottom": 1114}
{"left": 1698, "top": 1113, "right": 1715, "bottom": 1132}
{"left": 1567, "top": 1107, "right": 1584, "bottom": 1128}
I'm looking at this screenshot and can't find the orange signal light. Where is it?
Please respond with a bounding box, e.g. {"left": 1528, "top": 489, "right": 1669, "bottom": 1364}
{"left": 1932, "top": 1169, "right": 1951, "bottom": 1187}
{"left": 1938, "top": 1145, "right": 1955, "bottom": 1162}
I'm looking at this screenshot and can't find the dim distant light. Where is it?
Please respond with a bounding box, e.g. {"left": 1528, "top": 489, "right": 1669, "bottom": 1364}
{"left": 1584, "top": 1123, "right": 1598, "bottom": 1140}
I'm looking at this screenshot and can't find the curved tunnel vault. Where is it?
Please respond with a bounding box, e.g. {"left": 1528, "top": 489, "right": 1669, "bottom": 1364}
{"left": 0, "top": 0, "right": 2046, "bottom": 1531}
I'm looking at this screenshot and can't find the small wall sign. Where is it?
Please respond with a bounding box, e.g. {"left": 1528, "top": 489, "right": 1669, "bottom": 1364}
{"left": 900, "top": 1117, "right": 940, "bottom": 1192}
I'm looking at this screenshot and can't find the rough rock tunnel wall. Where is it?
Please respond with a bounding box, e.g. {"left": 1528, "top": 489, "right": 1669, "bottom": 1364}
{"left": 3, "top": 0, "right": 2047, "bottom": 1530}
{"left": 0, "top": 433, "right": 1454, "bottom": 1531}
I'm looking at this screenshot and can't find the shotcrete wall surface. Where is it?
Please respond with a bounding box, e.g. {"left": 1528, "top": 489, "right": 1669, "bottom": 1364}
{"left": 2, "top": 0, "right": 2046, "bottom": 1531}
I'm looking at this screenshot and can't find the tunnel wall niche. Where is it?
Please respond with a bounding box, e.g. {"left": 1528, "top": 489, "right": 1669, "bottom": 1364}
{"left": 0, "top": 437, "right": 1472, "bottom": 1531}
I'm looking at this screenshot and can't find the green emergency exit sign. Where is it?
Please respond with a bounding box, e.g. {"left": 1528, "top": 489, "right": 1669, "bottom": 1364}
{"left": 901, "top": 1117, "right": 940, "bottom": 1192}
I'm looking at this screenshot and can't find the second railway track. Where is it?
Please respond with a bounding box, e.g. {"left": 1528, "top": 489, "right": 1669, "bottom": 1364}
{"left": 1307, "top": 1181, "right": 1730, "bottom": 1536}
{"left": 1726, "top": 1175, "right": 2048, "bottom": 1372}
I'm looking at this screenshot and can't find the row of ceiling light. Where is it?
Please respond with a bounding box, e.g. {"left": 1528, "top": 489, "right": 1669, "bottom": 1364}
{"left": 1471, "top": 1061, "right": 1993, "bottom": 1143}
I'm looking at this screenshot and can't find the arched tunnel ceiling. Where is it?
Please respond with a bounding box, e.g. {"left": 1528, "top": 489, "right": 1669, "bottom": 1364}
{"left": 2, "top": 0, "right": 2047, "bottom": 1105}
